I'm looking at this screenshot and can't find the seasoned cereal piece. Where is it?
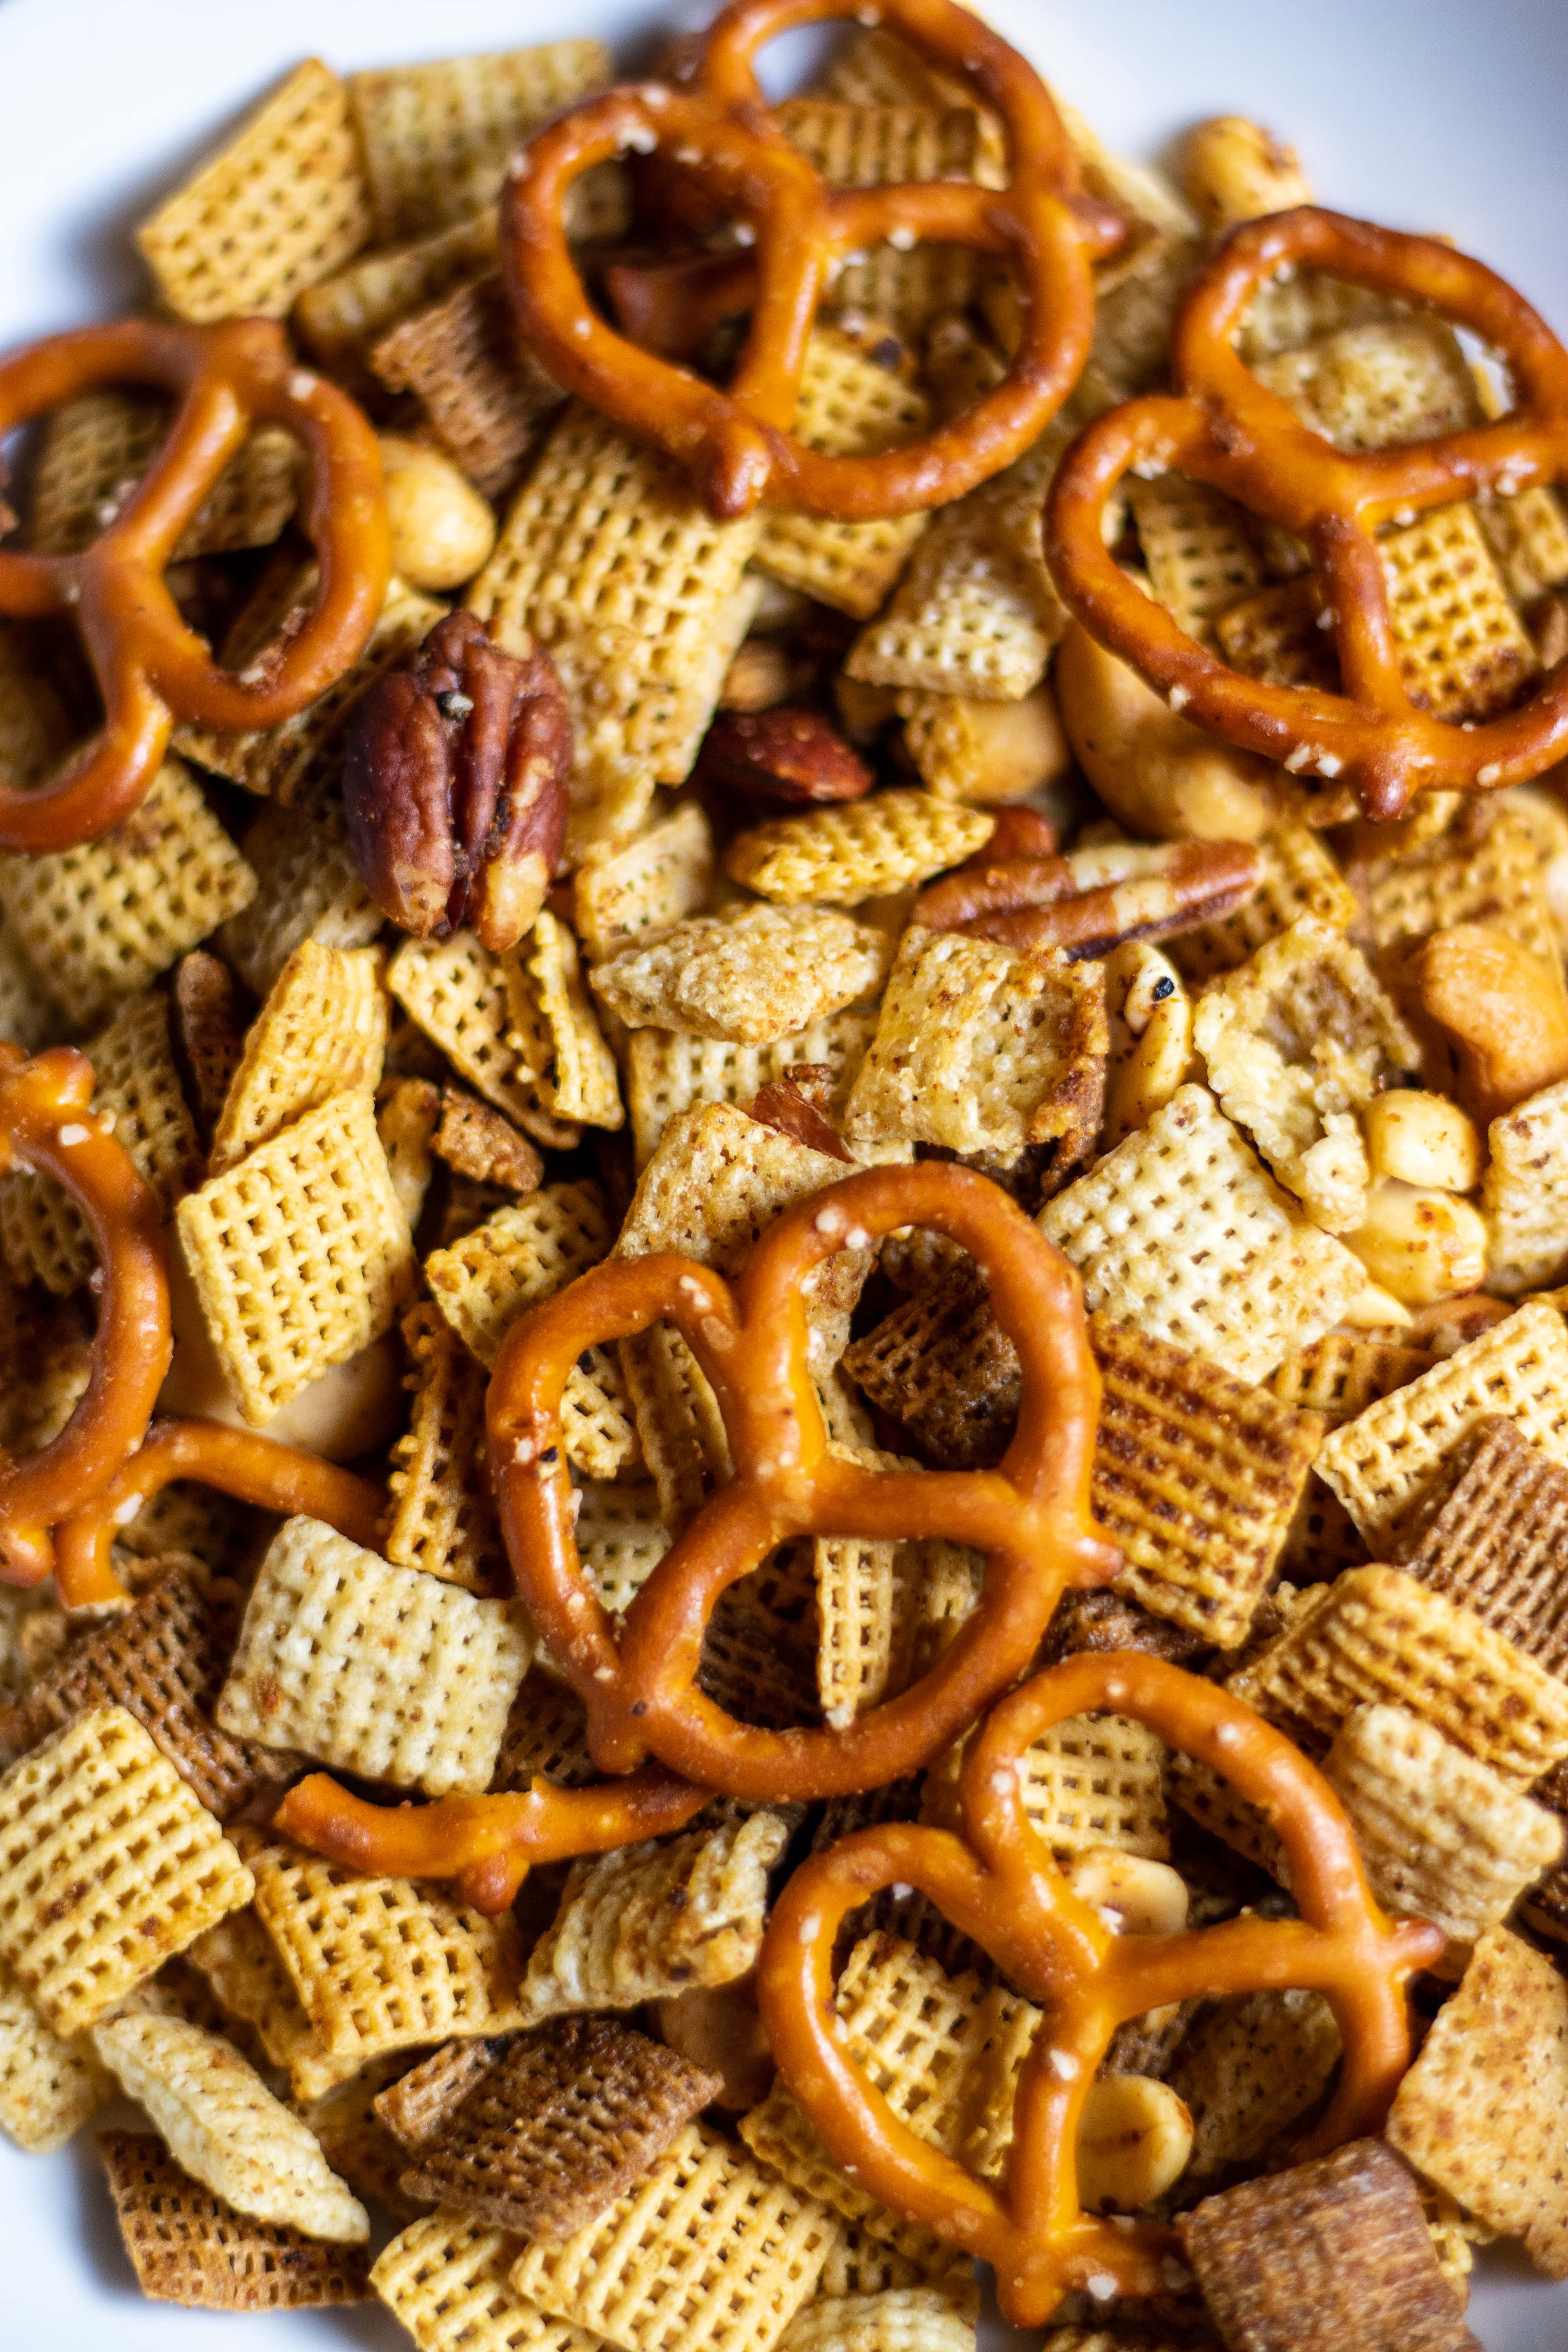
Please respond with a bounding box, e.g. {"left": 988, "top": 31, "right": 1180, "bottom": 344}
{"left": 0, "top": 1954, "right": 113, "bottom": 2152}
{"left": 217, "top": 1516, "right": 531, "bottom": 1797}
{"left": 389, "top": 929, "right": 548, "bottom": 1123}
{"left": 625, "top": 1012, "right": 874, "bottom": 1170}
{"left": 219, "top": 798, "right": 383, "bottom": 998}
{"left": 922, "top": 1711, "right": 1168, "bottom": 1860}
{"left": 28, "top": 388, "right": 299, "bottom": 561}
{"left": 594, "top": 903, "right": 892, "bottom": 1047}
{"left": 98, "top": 2131, "right": 371, "bottom": 2310}
{"left": 1351, "top": 798, "right": 1559, "bottom": 969}
{"left": 375, "top": 2036, "right": 514, "bottom": 2152}
{"left": 370, "top": 271, "right": 564, "bottom": 499}
{"left": 1377, "top": 503, "right": 1539, "bottom": 723}
{"left": 210, "top": 939, "right": 387, "bottom": 1173}
{"left": 1166, "top": 1986, "right": 1342, "bottom": 2187}
{"left": 387, "top": 1303, "right": 507, "bottom": 1595}
{"left": 1397, "top": 1416, "right": 1568, "bottom": 1674}
{"left": 1254, "top": 316, "right": 1481, "bottom": 452}
{"left": 1128, "top": 473, "right": 1265, "bottom": 642}
{"left": 573, "top": 802, "right": 715, "bottom": 963}
{"left": 526, "top": 908, "right": 623, "bottom": 1127}
{"left": 1171, "top": 822, "right": 1357, "bottom": 983}
{"left": 295, "top": 207, "right": 501, "bottom": 390}
{"left": 1483, "top": 1076, "right": 1568, "bottom": 1293}
{"left": 727, "top": 790, "right": 991, "bottom": 906}
{"left": 776, "top": 2290, "right": 976, "bottom": 2352}
{"left": 373, "top": 2212, "right": 602, "bottom": 2352}
{"left": 181, "top": 1900, "right": 345, "bottom": 2103}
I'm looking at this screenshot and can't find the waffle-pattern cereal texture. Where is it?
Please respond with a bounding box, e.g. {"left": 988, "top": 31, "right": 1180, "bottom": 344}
{"left": 1255, "top": 314, "right": 1480, "bottom": 448}
{"left": 216, "top": 1516, "right": 530, "bottom": 1797}
{"left": 250, "top": 1842, "right": 528, "bottom": 2071}
{"left": 817, "top": 1510, "right": 980, "bottom": 1732}
{"left": 375, "top": 2036, "right": 510, "bottom": 2151}
{"left": 1477, "top": 485, "right": 1568, "bottom": 601}
{"left": 1376, "top": 503, "right": 1540, "bottom": 723}
{"left": 219, "top": 799, "right": 383, "bottom": 998}
{"left": 1484, "top": 1077, "right": 1568, "bottom": 1294}
{"left": 373, "top": 2212, "right": 605, "bottom": 2352}
{"left": 840, "top": 1260, "right": 1018, "bottom": 1470}
{"left": 1129, "top": 473, "right": 1265, "bottom": 642}
{"left": 756, "top": 329, "right": 933, "bottom": 619}
{"left": 467, "top": 405, "right": 762, "bottom": 850}
{"left": 528, "top": 909, "right": 623, "bottom": 1127}
{"left": 1229, "top": 1564, "right": 1568, "bottom": 1782}
{"left": 1388, "top": 1926, "right": 1568, "bottom": 2276}
{"left": 776, "top": 2290, "right": 976, "bottom": 2352}
{"left": 1089, "top": 1314, "right": 1321, "bottom": 1648}
{"left": 574, "top": 1483, "right": 671, "bottom": 1617}
{"left": 400, "top": 2016, "right": 720, "bottom": 2239}
{"left": 924, "top": 1711, "right": 1169, "bottom": 1860}
{"left": 210, "top": 940, "right": 387, "bottom": 1173}
{"left": 594, "top": 903, "right": 892, "bottom": 1047}
{"left": 0, "top": 1564, "right": 296, "bottom": 1820}
{"left": 1354, "top": 799, "right": 1559, "bottom": 968}
{"left": 98, "top": 2131, "right": 372, "bottom": 2310}
{"left": 0, "top": 619, "right": 77, "bottom": 797}
{"left": 1266, "top": 1329, "right": 1437, "bottom": 1427}
{"left": 1320, "top": 1704, "right": 1562, "bottom": 1948}
{"left": 624, "top": 1012, "right": 873, "bottom": 1170}
{"left": 135, "top": 60, "right": 372, "bottom": 320}
{"left": 0, "top": 926, "right": 59, "bottom": 1054}
{"left": 1167, "top": 1986, "right": 1343, "bottom": 2188}
{"left": 1314, "top": 1300, "right": 1568, "bottom": 1552}
{"left": 1398, "top": 1416, "right": 1568, "bottom": 1678}
{"left": 91, "top": 2010, "right": 368, "bottom": 2240}
{"left": 182, "top": 1900, "right": 344, "bottom": 2103}
{"left": 388, "top": 929, "right": 555, "bottom": 1123}
{"left": 177, "top": 1089, "right": 413, "bottom": 1425}
{"left": 843, "top": 927, "right": 1105, "bottom": 1164}
{"left": 1172, "top": 822, "right": 1358, "bottom": 983}
{"left": 0, "top": 986, "right": 203, "bottom": 1295}
{"left": 726, "top": 791, "right": 991, "bottom": 907}
{"left": 371, "top": 270, "right": 565, "bottom": 498}
{"left": 816, "top": 2222, "right": 977, "bottom": 2311}
{"left": 0, "top": 1706, "right": 252, "bottom": 2036}
{"left": 518, "top": 1808, "right": 794, "bottom": 2022}
{"left": 348, "top": 43, "right": 610, "bottom": 242}
{"left": 294, "top": 207, "right": 501, "bottom": 388}
{"left": 0, "top": 1953, "right": 113, "bottom": 2152}
{"left": 508, "top": 2119, "right": 840, "bottom": 2352}
{"left": 28, "top": 389, "right": 299, "bottom": 560}
{"left": 1177, "top": 2136, "right": 1478, "bottom": 2352}
{"left": 387, "top": 1303, "right": 507, "bottom": 1594}
{"left": 574, "top": 802, "right": 714, "bottom": 964}
{"left": 740, "top": 1933, "right": 1040, "bottom": 2251}
{"left": 1192, "top": 918, "right": 1416, "bottom": 1231}
{"left": 0, "top": 757, "right": 256, "bottom": 1027}
{"left": 296, "top": 2058, "right": 430, "bottom": 2228}
{"left": 1040, "top": 1084, "right": 1365, "bottom": 1385}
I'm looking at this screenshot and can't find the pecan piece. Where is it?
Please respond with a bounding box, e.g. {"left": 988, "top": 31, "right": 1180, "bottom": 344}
{"left": 695, "top": 707, "right": 873, "bottom": 804}
{"left": 342, "top": 610, "right": 570, "bottom": 953}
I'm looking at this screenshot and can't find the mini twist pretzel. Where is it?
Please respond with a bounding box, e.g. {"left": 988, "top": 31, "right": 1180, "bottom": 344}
{"left": 52, "top": 1416, "right": 388, "bottom": 1611}
{"left": 1046, "top": 207, "right": 1568, "bottom": 820}
{"left": 487, "top": 1161, "right": 1115, "bottom": 1803}
{"left": 0, "top": 1045, "right": 171, "bottom": 1588}
{"left": 758, "top": 1650, "right": 1444, "bottom": 2327}
{"left": 0, "top": 317, "right": 391, "bottom": 850}
{"left": 503, "top": 0, "right": 1123, "bottom": 522}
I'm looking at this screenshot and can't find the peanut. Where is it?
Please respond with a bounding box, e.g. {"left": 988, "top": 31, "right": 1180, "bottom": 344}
{"left": 1066, "top": 1846, "right": 1190, "bottom": 1936}
{"left": 1416, "top": 922, "right": 1568, "bottom": 1124}
{"left": 1362, "top": 1091, "right": 1481, "bottom": 1194}
{"left": 1076, "top": 2073, "right": 1194, "bottom": 2212}
{"left": 1054, "top": 619, "right": 1285, "bottom": 842}
{"left": 1103, "top": 943, "right": 1197, "bottom": 1147}
{"left": 1343, "top": 1177, "right": 1488, "bottom": 1308}
{"left": 377, "top": 435, "right": 497, "bottom": 591}
{"left": 902, "top": 685, "right": 1071, "bottom": 804}
{"left": 1178, "top": 116, "right": 1312, "bottom": 236}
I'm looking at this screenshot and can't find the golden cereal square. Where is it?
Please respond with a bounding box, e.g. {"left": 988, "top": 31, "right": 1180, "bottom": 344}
{"left": 508, "top": 2119, "right": 840, "bottom": 2352}
{"left": 210, "top": 939, "right": 387, "bottom": 1174}
{"left": 373, "top": 2212, "right": 606, "bottom": 2352}
{"left": 0, "top": 1955, "right": 113, "bottom": 2152}
{"left": 294, "top": 208, "right": 501, "bottom": 389}
{"left": 593, "top": 903, "right": 892, "bottom": 1048}
{"left": 28, "top": 388, "right": 299, "bottom": 561}
{"left": 1039, "top": 1084, "right": 1365, "bottom": 1386}
{"left": 98, "top": 2130, "right": 371, "bottom": 2310}
{"left": 370, "top": 270, "right": 565, "bottom": 500}
{"left": 387, "top": 1302, "right": 508, "bottom": 1594}
{"left": 1484, "top": 1077, "right": 1568, "bottom": 1294}
{"left": 1167, "top": 1987, "right": 1342, "bottom": 2189}
{"left": 0, "top": 757, "right": 256, "bottom": 1027}
{"left": 136, "top": 60, "right": 373, "bottom": 321}
{"left": 625, "top": 1011, "right": 875, "bottom": 1170}
{"left": 1128, "top": 473, "right": 1265, "bottom": 642}
{"left": 219, "top": 799, "right": 383, "bottom": 999}
{"left": 573, "top": 802, "right": 714, "bottom": 965}
{"left": 390, "top": 929, "right": 545, "bottom": 1126}
{"left": 1378, "top": 502, "right": 1539, "bottom": 724}
{"left": 1171, "top": 823, "right": 1358, "bottom": 984}
{"left": 1353, "top": 797, "right": 1559, "bottom": 968}
{"left": 217, "top": 1516, "right": 531, "bottom": 1796}
{"left": 0, "top": 1706, "right": 252, "bottom": 2038}
{"left": 725, "top": 791, "right": 991, "bottom": 907}
{"left": 1254, "top": 318, "right": 1481, "bottom": 454}
{"left": 176, "top": 1090, "right": 413, "bottom": 1427}
{"left": 527, "top": 908, "right": 623, "bottom": 1127}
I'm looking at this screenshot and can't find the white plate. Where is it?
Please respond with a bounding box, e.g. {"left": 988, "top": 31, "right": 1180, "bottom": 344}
{"left": 2, "top": 0, "right": 1568, "bottom": 2344}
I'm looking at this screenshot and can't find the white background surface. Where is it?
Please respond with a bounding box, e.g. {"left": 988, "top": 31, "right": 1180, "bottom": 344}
{"left": 2, "top": 0, "right": 1568, "bottom": 2345}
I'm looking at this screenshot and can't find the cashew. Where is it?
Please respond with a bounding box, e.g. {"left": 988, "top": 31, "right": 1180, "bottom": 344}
{"left": 1362, "top": 1091, "right": 1481, "bottom": 1194}
{"left": 1416, "top": 922, "right": 1568, "bottom": 1124}
{"left": 1178, "top": 116, "right": 1312, "bottom": 236}
{"left": 377, "top": 435, "right": 497, "bottom": 591}
{"left": 1055, "top": 620, "right": 1285, "bottom": 842}
{"left": 900, "top": 685, "right": 1071, "bottom": 805}
{"left": 1339, "top": 1279, "right": 1414, "bottom": 1330}
{"left": 1103, "top": 944, "right": 1198, "bottom": 1147}
{"left": 720, "top": 639, "right": 794, "bottom": 713}
{"left": 1076, "top": 2072, "right": 1194, "bottom": 2212}
{"left": 1066, "top": 1847, "right": 1190, "bottom": 1936}
{"left": 654, "top": 1971, "right": 774, "bottom": 2111}
{"left": 834, "top": 673, "right": 900, "bottom": 744}
{"left": 1342, "top": 1178, "right": 1488, "bottom": 1308}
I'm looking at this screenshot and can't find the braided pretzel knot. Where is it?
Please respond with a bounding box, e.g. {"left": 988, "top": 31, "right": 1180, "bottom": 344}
{"left": 486, "top": 1162, "right": 1114, "bottom": 1803}
{"left": 0, "top": 1046, "right": 171, "bottom": 1587}
{"left": 503, "top": 0, "right": 1120, "bottom": 522}
{"left": 0, "top": 318, "right": 391, "bottom": 850}
{"left": 759, "top": 1651, "right": 1444, "bottom": 2325}
{"left": 1046, "top": 207, "right": 1568, "bottom": 820}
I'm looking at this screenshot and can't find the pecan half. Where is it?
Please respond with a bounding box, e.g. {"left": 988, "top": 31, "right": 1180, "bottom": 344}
{"left": 342, "top": 610, "right": 570, "bottom": 953}
{"left": 695, "top": 707, "right": 873, "bottom": 804}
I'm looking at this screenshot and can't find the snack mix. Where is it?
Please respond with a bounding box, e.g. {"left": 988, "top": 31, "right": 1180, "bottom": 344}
{"left": 5, "top": 4, "right": 1568, "bottom": 2348}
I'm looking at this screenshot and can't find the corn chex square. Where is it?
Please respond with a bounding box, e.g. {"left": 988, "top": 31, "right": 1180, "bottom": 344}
{"left": 1171, "top": 822, "right": 1358, "bottom": 983}
{"left": 624, "top": 1011, "right": 874, "bottom": 1170}
{"left": 29, "top": 388, "right": 298, "bottom": 561}
{"left": 250, "top": 1841, "right": 528, "bottom": 2071}
{"left": 1483, "top": 1076, "right": 1568, "bottom": 1294}
{"left": 373, "top": 2213, "right": 604, "bottom": 2352}
{"left": 0, "top": 1706, "right": 252, "bottom": 2037}
{"left": 518, "top": 1807, "right": 794, "bottom": 2023}
{"left": 1477, "top": 485, "right": 1568, "bottom": 601}
{"left": 1388, "top": 1926, "right": 1568, "bottom": 2276}
{"left": 1254, "top": 317, "right": 1481, "bottom": 453}
{"left": 1314, "top": 1299, "right": 1568, "bottom": 1552}
{"left": 593, "top": 902, "right": 891, "bottom": 1048}
{"left": 0, "top": 1953, "right": 113, "bottom": 2152}
{"left": 1129, "top": 473, "right": 1265, "bottom": 642}
{"left": 98, "top": 2131, "right": 371, "bottom": 2310}
{"left": 726, "top": 791, "right": 991, "bottom": 907}
{"left": 527, "top": 907, "right": 623, "bottom": 1126}
{"left": 1040, "top": 1083, "right": 1365, "bottom": 1385}
{"left": 182, "top": 1901, "right": 343, "bottom": 2104}
{"left": 136, "top": 59, "right": 372, "bottom": 320}
{"left": 176, "top": 1089, "right": 414, "bottom": 1426}
{"left": 389, "top": 929, "right": 550, "bottom": 1127}
{"left": 387, "top": 1302, "right": 508, "bottom": 1594}
{"left": 1352, "top": 797, "right": 1559, "bottom": 968}
{"left": 573, "top": 801, "right": 714, "bottom": 964}
{"left": 843, "top": 926, "right": 1105, "bottom": 1166}
{"left": 210, "top": 939, "right": 387, "bottom": 1173}
{"left": 91, "top": 2009, "right": 368, "bottom": 2241}
{"left": 216, "top": 1516, "right": 531, "bottom": 1797}
{"left": 924, "top": 1710, "right": 1168, "bottom": 1860}
{"left": 0, "top": 757, "right": 256, "bottom": 1027}
{"left": 220, "top": 799, "right": 383, "bottom": 999}
{"left": 508, "top": 2118, "right": 840, "bottom": 2352}
{"left": 1377, "top": 502, "right": 1539, "bottom": 724}
{"left": 777, "top": 2290, "right": 976, "bottom": 2352}
{"left": 845, "top": 483, "right": 1058, "bottom": 700}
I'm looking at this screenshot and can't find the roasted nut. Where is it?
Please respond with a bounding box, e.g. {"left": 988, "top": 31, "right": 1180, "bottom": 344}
{"left": 719, "top": 638, "right": 795, "bottom": 712}
{"left": 1055, "top": 619, "right": 1286, "bottom": 842}
{"left": 746, "top": 1070, "right": 852, "bottom": 1161}
{"left": 377, "top": 435, "right": 498, "bottom": 591}
{"left": 1415, "top": 922, "right": 1568, "bottom": 1124}
{"left": 1362, "top": 1091, "right": 1481, "bottom": 1194}
{"left": 903, "top": 684, "right": 1071, "bottom": 805}
{"left": 342, "top": 610, "right": 571, "bottom": 955}
{"left": 1343, "top": 1177, "right": 1489, "bottom": 1308}
{"left": 432, "top": 1083, "right": 545, "bottom": 1194}
{"left": 1178, "top": 114, "right": 1312, "bottom": 234}
{"left": 1066, "top": 1846, "right": 1190, "bottom": 1936}
{"left": 1103, "top": 942, "right": 1196, "bottom": 1147}
{"left": 695, "top": 707, "right": 873, "bottom": 804}
{"left": 914, "top": 836, "right": 1261, "bottom": 959}
{"left": 1076, "top": 2073, "right": 1194, "bottom": 2212}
